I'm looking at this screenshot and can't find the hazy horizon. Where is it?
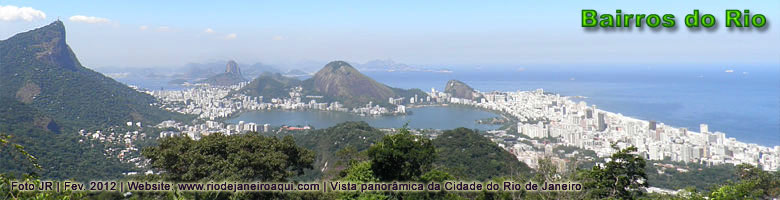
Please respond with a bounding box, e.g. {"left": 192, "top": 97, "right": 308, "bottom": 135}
{"left": 1, "top": 1, "right": 778, "bottom": 70}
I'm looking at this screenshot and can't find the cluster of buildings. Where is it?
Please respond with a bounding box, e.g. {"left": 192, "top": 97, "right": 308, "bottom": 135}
{"left": 148, "top": 82, "right": 779, "bottom": 173}
{"left": 427, "top": 88, "right": 457, "bottom": 104}
{"left": 151, "top": 83, "right": 246, "bottom": 120}
{"left": 152, "top": 83, "right": 413, "bottom": 121}
{"left": 442, "top": 88, "right": 780, "bottom": 172}
{"left": 155, "top": 120, "right": 272, "bottom": 140}
{"left": 150, "top": 83, "right": 417, "bottom": 141}
{"left": 77, "top": 122, "right": 149, "bottom": 168}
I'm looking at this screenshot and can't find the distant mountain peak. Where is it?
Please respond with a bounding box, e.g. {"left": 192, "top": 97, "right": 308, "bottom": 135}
{"left": 0, "top": 21, "right": 183, "bottom": 126}
{"left": 197, "top": 60, "right": 248, "bottom": 86}
{"left": 239, "top": 60, "right": 428, "bottom": 107}
{"left": 311, "top": 61, "right": 395, "bottom": 106}
{"left": 34, "top": 20, "right": 66, "bottom": 35}
{"left": 4, "top": 20, "right": 79, "bottom": 71}
{"left": 445, "top": 79, "right": 482, "bottom": 100}
{"left": 321, "top": 60, "right": 357, "bottom": 72}
{"left": 0, "top": 21, "right": 190, "bottom": 179}
{"left": 16, "top": 20, "right": 67, "bottom": 44}
{"left": 225, "top": 60, "right": 240, "bottom": 75}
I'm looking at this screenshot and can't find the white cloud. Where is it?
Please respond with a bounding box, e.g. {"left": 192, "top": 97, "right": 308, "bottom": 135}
{"left": 157, "top": 26, "right": 171, "bottom": 32}
{"left": 225, "top": 33, "right": 237, "bottom": 39}
{"left": 204, "top": 28, "right": 215, "bottom": 34}
{"left": 68, "top": 15, "right": 110, "bottom": 24}
{"left": 139, "top": 25, "right": 148, "bottom": 30}
{"left": 272, "top": 36, "right": 285, "bottom": 41}
{"left": 0, "top": 5, "right": 46, "bottom": 22}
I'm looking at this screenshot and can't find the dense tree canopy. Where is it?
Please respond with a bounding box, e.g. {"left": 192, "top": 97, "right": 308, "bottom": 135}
{"left": 290, "top": 121, "right": 385, "bottom": 180}
{"left": 367, "top": 127, "right": 436, "bottom": 181}
{"left": 705, "top": 164, "right": 780, "bottom": 199}
{"left": 433, "top": 128, "right": 532, "bottom": 181}
{"left": 1, "top": 133, "right": 89, "bottom": 200}
{"left": 0, "top": 98, "right": 134, "bottom": 180}
{"left": 580, "top": 145, "right": 648, "bottom": 199}
{"left": 646, "top": 161, "right": 737, "bottom": 191}
{"left": 142, "top": 133, "right": 314, "bottom": 182}
{"left": 5, "top": 120, "right": 778, "bottom": 200}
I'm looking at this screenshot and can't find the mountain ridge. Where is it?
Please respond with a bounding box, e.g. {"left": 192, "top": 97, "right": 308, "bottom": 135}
{"left": 0, "top": 21, "right": 184, "bottom": 126}
{"left": 239, "top": 60, "right": 427, "bottom": 107}
{"left": 237, "top": 72, "right": 302, "bottom": 99}
{"left": 309, "top": 61, "right": 396, "bottom": 107}
{"left": 0, "top": 21, "right": 190, "bottom": 179}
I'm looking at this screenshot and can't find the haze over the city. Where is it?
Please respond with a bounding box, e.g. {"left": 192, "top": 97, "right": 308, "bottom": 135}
{"left": 1, "top": 0, "right": 778, "bottom": 69}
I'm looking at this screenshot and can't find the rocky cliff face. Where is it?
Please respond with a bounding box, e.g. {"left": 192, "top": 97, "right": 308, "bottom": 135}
{"left": 444, "top": 79, "right": 482, "bottom": 100}
{"left": 0, "top": 21, "right": 188, "bottom": 179}
{"left": 0, "top": 20, "right": 181, "bottom": 126}
{"left": 225, "top": 60, "right": 241, "bottom": 75}
{"left": 198, "top": 60, "right": 248, "bottom": 86}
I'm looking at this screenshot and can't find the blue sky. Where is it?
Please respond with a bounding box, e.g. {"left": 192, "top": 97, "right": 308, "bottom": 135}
{"left": 0, "top": 0, "right": 778, "bottom": 69}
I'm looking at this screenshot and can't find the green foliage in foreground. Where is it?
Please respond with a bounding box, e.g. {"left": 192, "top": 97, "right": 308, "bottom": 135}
{"left": 3, "top": 122, "right": 780, "bottom": 200}
{"left": 287, "top": 122, "right": 534, "bottom": 182}
{"left": 337, "top": 127, "right": 463, "bottom": 200}
{"left": 705, "top": 164, "right": 780, "bottom": 199}
{"left": 290, "top": 121, "right": 385, "bottom": 180}
{"left": 0, "top": 98, "right": 136, "bottom": 180}
{"left": 1, "top": 133, "right": 88, "bottom": 200}
{"left": 367, "top": 126, "right": 436, "bottom": 182}
{"left": 646, "top": 161, "right": 737, "bottom": 191}
{"left": 433, "top": 128, "right": 532, "bottom": 181}
{"left": 141, "top": 133, "right": 314, "bottom": 182}
{"left": 579, "top": 145, "right": 648, "bottom": 199}
{"left": 135, "top": 132, "right": 316, "bottom": 199}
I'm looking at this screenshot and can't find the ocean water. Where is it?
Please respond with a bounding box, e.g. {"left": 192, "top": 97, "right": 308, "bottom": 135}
{"left": 365, "top": 66, "right": 780, "bottom": 146}
{"left": 114, "top": 78, "right": 189, "bottom": 91}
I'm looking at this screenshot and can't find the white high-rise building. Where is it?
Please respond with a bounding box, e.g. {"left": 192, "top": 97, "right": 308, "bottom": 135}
{"left": 520, "top": 122, "right": 547, "bottom": 139}
{"left": 396, "top": 105, "right": 406, "bottom": 113}
{"left": 700, "top": 123, "right": 709, "bottom": 133}
{"left": 244, "top": 123, "right": 257, "bottom": 132}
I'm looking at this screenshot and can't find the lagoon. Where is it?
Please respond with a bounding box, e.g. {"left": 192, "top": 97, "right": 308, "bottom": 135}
{"left": 226, "top": 106, "right": 503, "bottom": 130}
